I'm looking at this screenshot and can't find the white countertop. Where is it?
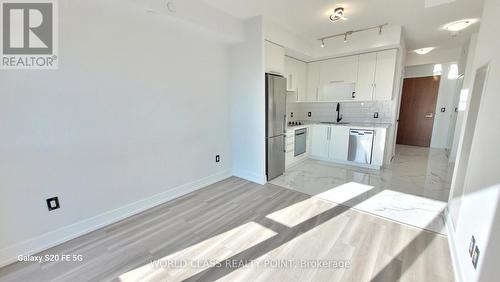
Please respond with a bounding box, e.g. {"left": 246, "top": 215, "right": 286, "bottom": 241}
{"left": 287, "top": 122, "right": 392, "bottom": 131}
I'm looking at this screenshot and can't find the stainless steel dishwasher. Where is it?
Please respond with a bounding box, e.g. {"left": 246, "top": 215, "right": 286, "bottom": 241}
{"left": 348, "top": 129, "right": 375, "bottom": 164}
{"left": 294, "top": 128, "right": 307, "bottom": 157}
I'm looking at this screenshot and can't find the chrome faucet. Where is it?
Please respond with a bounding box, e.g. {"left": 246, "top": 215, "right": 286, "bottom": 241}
{"left": 336, "top": 102, "right": 343, "bottom": 123}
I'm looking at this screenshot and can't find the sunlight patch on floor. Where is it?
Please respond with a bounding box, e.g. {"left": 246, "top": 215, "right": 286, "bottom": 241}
{"left": 266, "top": 182, "right": 373, "bottom": 228}
{"left": 118, "top": 222, "right": 277, "bottom": 282}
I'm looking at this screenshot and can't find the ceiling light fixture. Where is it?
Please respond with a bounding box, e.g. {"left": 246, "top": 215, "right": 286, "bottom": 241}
{"left": 330, "top": 7, "right": 348, "bottom": 22}
{"left": 318, "top": 24, "right": 388, "bottom": 47}
{"left": 414, "top": 47, "right": 435, "bottom": 55}
{"left": 443, "top": 19, "right": 478, "bottom": 32}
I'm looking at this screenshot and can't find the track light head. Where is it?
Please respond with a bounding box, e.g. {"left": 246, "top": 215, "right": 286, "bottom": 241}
{"left": 321, "top": 40, "right": 325, "bottom": 48}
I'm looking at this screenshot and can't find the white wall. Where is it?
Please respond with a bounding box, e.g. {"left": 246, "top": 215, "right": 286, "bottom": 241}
{"left": 263, "top": 20, "right": 402, "bottom": 63}
{"left": 229, "top": 17, "right": 267, "bottom": 184}
{"left": 406, "top": 47, "right": 462, "bottom": 66}
{"left": 449, "top": 34, "right": 479, "bottom": 162}
{"left": 447, "top": 0, "right": 500, "bottom": 281}
{"left": 0, "top": 0, "right": 240, "bottom": 266}
{"left": 263, "top": 19, "right": 315, "bottom": 61}
{"left": 404, "top": 63, "right": 459, "bottom": 148}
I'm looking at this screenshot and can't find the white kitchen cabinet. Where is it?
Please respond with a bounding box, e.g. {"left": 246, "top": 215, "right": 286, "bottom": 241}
{"left": 356, "top": 53, "right": 377, "bottom": 101}
{"left": 311, "top": 124, "right": 330, "bottom": 158}
{"left": 284, "top": 56, "right": 307, "bottom": 102}
{"left": 265, "top": 41, "right": 285, "bottom": 75}
{"left": 373, "top": 49, "right": 397, "bottom": 101}
{"left": 329, "top": 126, "right": 350, "bottom": 161}
{"left": 306, "top": 61, "right": 321, "bottom": 102}
{"left": 319, "top": 56, "right": 359, "bottom": 85}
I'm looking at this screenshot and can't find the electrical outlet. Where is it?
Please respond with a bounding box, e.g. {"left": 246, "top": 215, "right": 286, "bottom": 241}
{"left": 46, "top": 197, "right": 60, "bottom": 211}
{"left": 472, "top": 245, "right": 480, "bottom": 269}
{"left": 215, "top": 155, "right": 220, "bottom": 163}
{"left": 308, "top": 112, "right": 312, "bottom": 117}
{"left": 374, "top": 112, "right": 379, "bottom": 119}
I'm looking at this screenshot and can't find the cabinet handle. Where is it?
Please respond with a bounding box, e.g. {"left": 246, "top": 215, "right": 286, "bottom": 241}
{"left": 316, "top": 87, "right": 319, "bottom": 101}
{"left": 296, "top": 88, "right": 299, "bottom": 102}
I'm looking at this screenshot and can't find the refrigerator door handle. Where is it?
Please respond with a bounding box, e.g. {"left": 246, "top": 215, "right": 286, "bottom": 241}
{"left": 283, "top": 115, "right": 287, "bottom": 133}
{"left": 283, "top": 135, "right": 286, "bottom": 153}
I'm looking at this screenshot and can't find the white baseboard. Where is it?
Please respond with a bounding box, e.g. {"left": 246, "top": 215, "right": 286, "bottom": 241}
{"left": 232, "top": 168, "right": 266, "bottom": 184}
{"left": 0, "top": 169, "right": 232, "bottom": 268}
{"left": 444, "top": 208, "right": 464, "bottom": 282}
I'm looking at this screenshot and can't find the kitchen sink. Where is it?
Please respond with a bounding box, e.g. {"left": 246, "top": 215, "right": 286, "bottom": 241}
{"left": 320, "top": 122, "right": 350, "bottom": 125}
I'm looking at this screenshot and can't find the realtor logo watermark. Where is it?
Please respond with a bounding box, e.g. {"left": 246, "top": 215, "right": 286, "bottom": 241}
{"left": 1, "top": 0, "right": 58, "bottom": 69}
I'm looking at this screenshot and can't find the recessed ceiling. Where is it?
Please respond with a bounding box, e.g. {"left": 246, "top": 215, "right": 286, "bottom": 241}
{"left": 201, "top": 0, "right": 484, "bottom": 50}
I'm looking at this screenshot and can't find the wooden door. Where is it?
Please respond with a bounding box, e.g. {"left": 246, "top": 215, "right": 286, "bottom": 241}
{"left": 397, "top": 76, "right": 440, "bottom": 147}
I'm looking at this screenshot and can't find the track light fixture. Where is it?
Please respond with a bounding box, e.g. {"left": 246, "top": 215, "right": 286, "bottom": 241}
{"left": 317, "top": 23, "right": 388, "bottom": 48}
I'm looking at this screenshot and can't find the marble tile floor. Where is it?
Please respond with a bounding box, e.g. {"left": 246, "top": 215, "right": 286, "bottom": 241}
{"left": 270, "top": 145, "right": 455, "bottom": 234}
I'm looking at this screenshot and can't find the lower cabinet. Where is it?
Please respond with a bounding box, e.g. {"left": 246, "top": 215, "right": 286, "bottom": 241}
{"left": 329, "top": 127, "right": 349, "bottom": 161}
{"left": 311, "top": 124, "right": 330, "bottom": 158}
{"left": 311, "top": 125, "right": 349, "bottom": 161}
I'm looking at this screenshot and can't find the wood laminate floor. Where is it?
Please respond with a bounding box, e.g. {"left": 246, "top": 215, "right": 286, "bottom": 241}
{"left": 0, "top": 177, "right": 454, "bottom": 282}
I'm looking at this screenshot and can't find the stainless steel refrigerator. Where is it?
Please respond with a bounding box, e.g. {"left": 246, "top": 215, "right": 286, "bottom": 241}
{"left": 266, "top": 73, "right": 287, "bottom": 181}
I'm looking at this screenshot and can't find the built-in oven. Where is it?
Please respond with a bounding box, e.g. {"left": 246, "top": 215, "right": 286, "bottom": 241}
{"left": 294, "top": 128, "right": 307, "bottom": 157}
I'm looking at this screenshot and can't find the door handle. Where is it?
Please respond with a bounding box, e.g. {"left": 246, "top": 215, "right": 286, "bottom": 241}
{"left": 425, "top": 113, "right": 434, "bottom": 118}
{"left": 283, "top": 135, "right": 286, "bottom": 153}
{"left": 283, "top": 115, "right": 287, "bottom": 133}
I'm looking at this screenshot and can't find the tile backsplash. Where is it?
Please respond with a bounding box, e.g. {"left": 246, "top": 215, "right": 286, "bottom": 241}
{"left": 287, "top": 101, "right": 393, "bottom": 124}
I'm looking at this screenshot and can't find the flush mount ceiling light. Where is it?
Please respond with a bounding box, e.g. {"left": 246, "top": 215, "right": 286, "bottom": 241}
{"left": 330, "top": 7, "right": 348, "bottom": 22}
{"left": 443, "top": 19, "right": 478, "bottom": 32}
{"left": 414, "top": 47, "right": 435, "bottom": 55}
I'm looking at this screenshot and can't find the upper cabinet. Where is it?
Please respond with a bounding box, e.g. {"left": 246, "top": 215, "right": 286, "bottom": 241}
{"left": 319, "top": 56, "right": 359, "bottom": 85}
{"left": 272, "top": 43, "right": 398, "bottom": 103}
{"left": 373, "top": 49, "right": 398, "bottom": 101}
{"left": 304, "top": 49, "right": 398, "bottom": 103}
{"left": 265, "top": 41, "right": 285, "bottom": 75}
{"left": 356, "top": 53, "right": 377, "bottom": 101}
{"left": 306, "top": 62, "right": 321, "bottom": 102}
{"left": 284, "top": 56, "right": 307, "bottom": 102}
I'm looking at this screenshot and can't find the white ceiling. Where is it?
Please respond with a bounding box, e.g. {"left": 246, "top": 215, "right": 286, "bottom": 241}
{"left": 201, "top": 0, "right": 484, "bottom": 51}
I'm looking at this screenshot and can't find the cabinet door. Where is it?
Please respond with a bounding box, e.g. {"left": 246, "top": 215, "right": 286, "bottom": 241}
{"left": 265, "top": 41, "right": 285, "bottom": 75}
{"left": 306, "top": 62, "right": 321, "bottom": 102}
{"left": 373, "top": 49, "right": 397, "bottom": 101}
{"left": 329, "top": 126, "right": 350, "bottom": 161}
{"left": 319, "top": 56, "right": 359, "bottom": 85}
{"left": 356, "top": 53, "right": 377, "bottom": 101}
{"left": 311, "top": 125, "right": 330, "bottom": 158}
{"left": 285, "top": 57, "right": 308, "bottom": 102}
{"left": 284, "top": 56, "right": 296, "bottom": 91}
{"left": 295, "top": 59, "right": 307, "bottom": 102}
